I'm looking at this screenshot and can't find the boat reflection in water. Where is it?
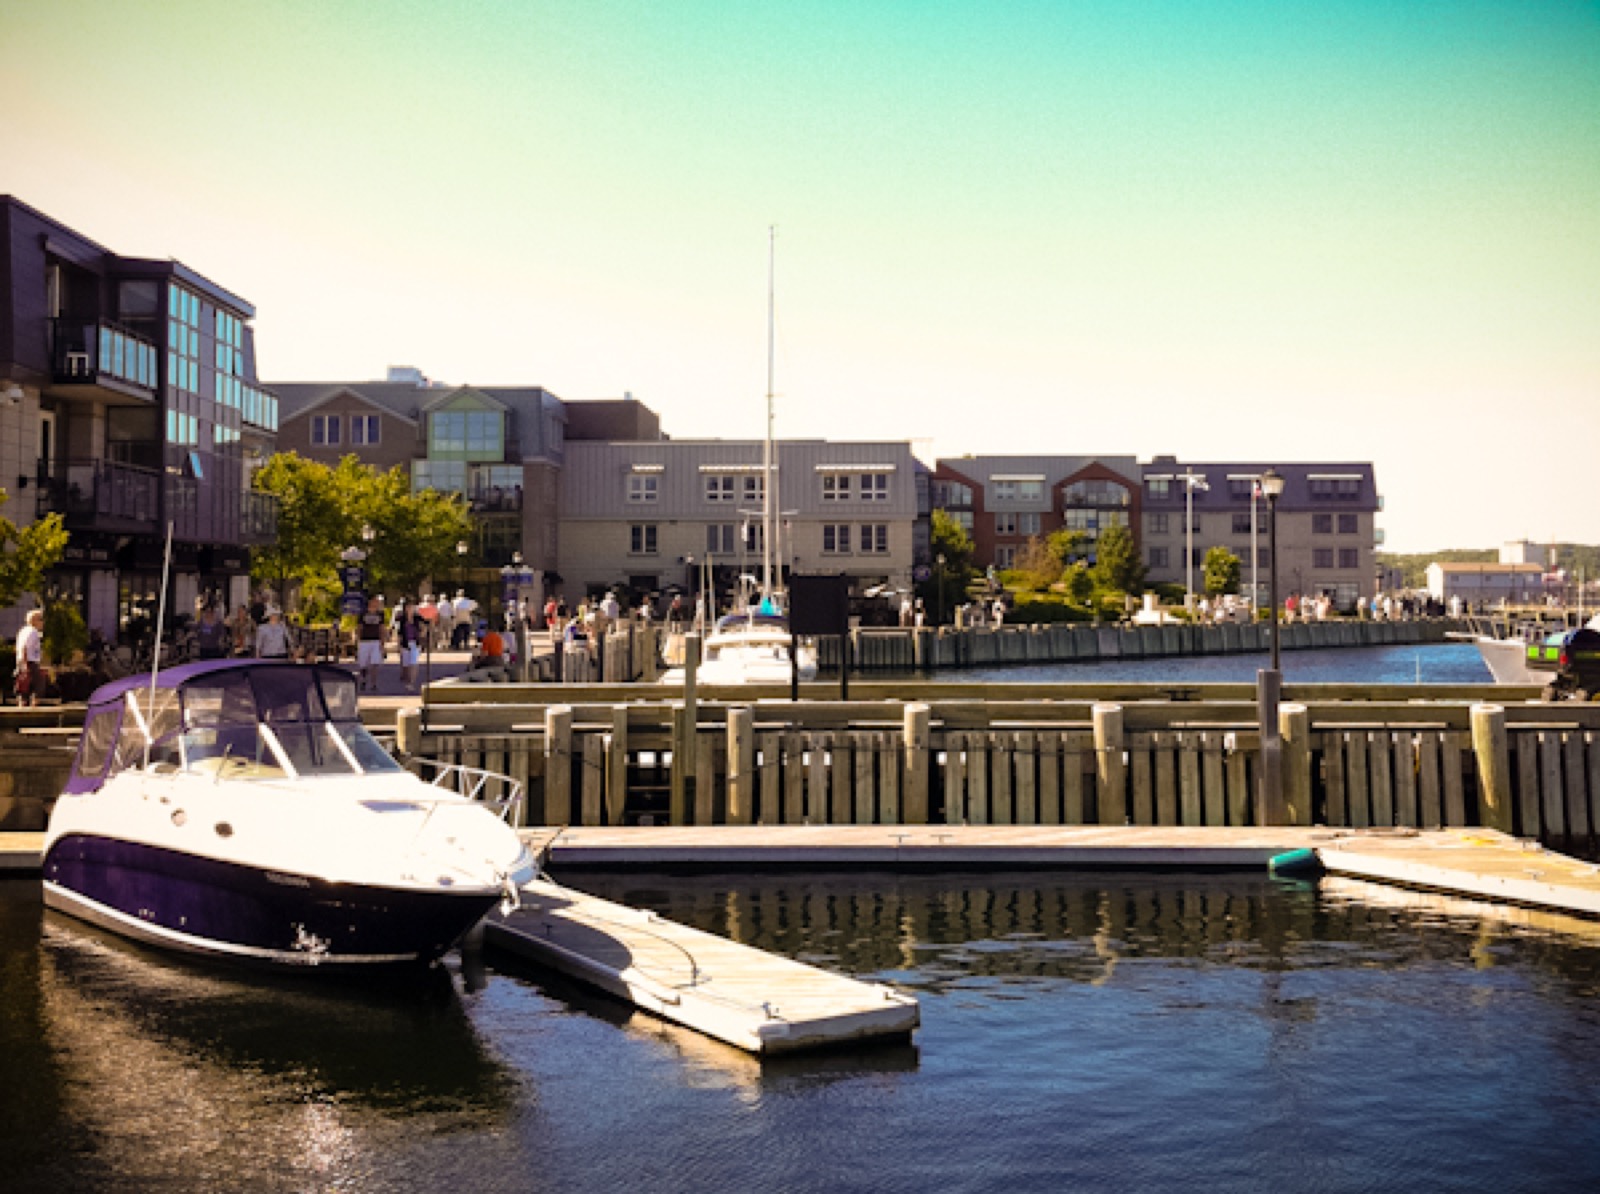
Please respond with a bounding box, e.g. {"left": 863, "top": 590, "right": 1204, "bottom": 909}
{"left": 28, "top": 914, "right": 527, "bottom": 1193}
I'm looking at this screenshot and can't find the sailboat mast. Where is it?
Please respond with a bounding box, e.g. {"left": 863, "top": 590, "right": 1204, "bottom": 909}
{"left": 762, "top": 225, "right": 776, "bottom": 600}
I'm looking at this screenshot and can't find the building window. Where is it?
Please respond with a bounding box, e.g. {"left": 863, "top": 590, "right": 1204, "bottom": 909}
{"left": 933, "top": 480, "right": 973, "bottom": 507}
{"left": 1228, "top": 477, "right": 1255, "bottom": 499}
{"left": 822, "top": 474, "right": 852, "bottom": 501}
{"left": 995, "top": 546, "right": 1017, "bottom": 568}
{"left": 1258, "top": 547, "right": 1272, "bottom": 568}
{"left": 1313, "top": 514, "right": 1333, "bottom": 534}
{"left": 1149, "top": 513, "right": 1169, "bottom": 535}
{"left": 167, "top": 284, "right": 202, "bottom": 397}
{"left": 1313, "top": 548, "right": 1334, "bottom": 568}
{"left": 742, "top": 474, "right": 764, "bottom": 504}
{"left": 1062, "top": 479, "right": 1130, "bottom": 507}
{"left": 412, "top": 459, "right": 466, "bottom": 494}
{"left": 350, "top": 414, "right": 380, "bottom": 446}
{"left": 1184, "top": 514, "right": 1202, "bottom": 535}
{"left": 995, "top": 513, "right": 1019, "bottom": 536}
{"left": 1309, "top": 477, "right": 1362, "bottom": 500}
{"left": 630, "top": 524, "right": 658, "bottom": 555}
{"left": 1146, "top": 478, "right": 1172, "bottom": 500}
{"left": 1338, "top": 514, "right": 1359, "bottom": 534}
{"left": 430, "top": 410, "right": 503, "bottom": 456}
{"left": 1232, "top": 514, "right": 1252, "bottom": 534}
{"left": 993, "top": 479, "right": 1044, "bottom": 503}
{"left": 707, "top": 524, "right": 735, "bottom": 554}
{"left": 860, "top": 524, "right": 888, "bottom": 554}
{"left": 312, "top": 414, "right": 341, "bottom": 446}
{"left": 1149, "top": 547, "right": 1170, "bottom": 569}
{"left": 626, "top": 473, "right": 659, "bottom": 503}
{"left": 705, "top": 474, "right": 736, "bottom": 502}
{"left": 1339, "top": 548, "right": 1359, "bottom": 569}
{"left": 861, "top": 473, "right": 890, "bottom": 501}
{"left": 1018, "top": 512, "right": 1040, "bottom": 536}
{"left": 950, "top": 510, "right": 974, "bottom": 533}
{"left": 823, "top": 524, "right": 851, "bottom": 554}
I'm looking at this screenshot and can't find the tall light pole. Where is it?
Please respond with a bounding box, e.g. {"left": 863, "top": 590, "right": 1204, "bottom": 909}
{"left": 936, "top": 553, "right": 947, "bottom": 626}
{"left": 1261, "top": 469, "right": 1284, "bottom": 670}
{"left": 1181, "top": 470, "right": 1209, "bottom": 611}
{"left": 1257, "top": 467, "right": 1287, "bottom": 825}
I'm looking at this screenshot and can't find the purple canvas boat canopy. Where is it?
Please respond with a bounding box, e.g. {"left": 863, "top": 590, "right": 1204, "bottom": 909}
{"left": 68, "top": 660, "right": 363, "bottom": 795}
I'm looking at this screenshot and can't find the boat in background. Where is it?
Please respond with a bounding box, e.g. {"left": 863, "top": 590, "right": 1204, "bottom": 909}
{"left": 661, "top": 228, "right": 817, "bottom": 686}
{"left": 1449, "top": 611, "right": 1600, "bottom": 685}
{"left": 42, "top": 659, "right": 537, "bottom": 968}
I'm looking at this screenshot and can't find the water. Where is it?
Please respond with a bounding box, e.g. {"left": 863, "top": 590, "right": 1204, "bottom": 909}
{"left": 961, "top": 640, "right": 1494, "bottom": 685}
{"left": 5, "top": 869, "right": 1599, "bottom": 1193}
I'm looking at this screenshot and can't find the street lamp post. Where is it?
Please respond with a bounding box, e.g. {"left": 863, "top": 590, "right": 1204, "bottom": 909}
{"left": 1181, "top": 470, "right": 1209, "bottom": 612}
{"left": 1261, "top": 469, "right": 1284, "bottom": 671}
{"left": 936, "top": 553, "right": 947, "bottom": 626}
{"left": 1257, "top": 467, "right": 1287, "bottom": 824}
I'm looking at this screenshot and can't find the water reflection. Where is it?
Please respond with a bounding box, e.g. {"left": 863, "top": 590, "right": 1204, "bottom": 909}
{"left": 566, "top": 870, "right": 1600, "bottom": 1002}
{"left": 20, "top": 911, "right": 526, "bottom": 1193}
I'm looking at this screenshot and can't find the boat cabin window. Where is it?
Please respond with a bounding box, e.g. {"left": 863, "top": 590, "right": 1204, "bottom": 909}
{"left": 75, "top": 707, "right": 122, "bottom": 782}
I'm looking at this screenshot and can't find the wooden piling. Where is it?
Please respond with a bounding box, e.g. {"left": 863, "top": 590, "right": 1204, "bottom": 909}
{"left": 544, "top": 705, "right": 572, "bottom": 826}
{"left": 903, "top": 703, "right": 930, "bottom": 824}
{"left": 1280, "top": 703, "right": 1312, "bottom": 826}
{"left": 1093, "top": 703, "right": 1125, "bottom": 825}
{"left": 1470, "top": 703, "right": 1513, "bottom": 833}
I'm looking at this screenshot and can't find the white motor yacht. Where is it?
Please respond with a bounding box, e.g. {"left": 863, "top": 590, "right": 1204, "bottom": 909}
{"left": 42, "top": 660, "right": 537, "bottom": 969}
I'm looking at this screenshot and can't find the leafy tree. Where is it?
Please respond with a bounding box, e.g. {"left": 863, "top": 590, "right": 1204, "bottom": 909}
{"left": 1062, "top": 561, "right": 1094, "bottom": 605}
{"left": 1012, "top": 535, "right": 1062, "bottom": 590}
{"left": 1203, "top": 546, "right": 1241, "bottom": 596}
{"left": 252, "top": 454, "right": 472, "bottom": 610}
{"left": 1089, "top": 524, "right": 1145, "bottom": 597}
{"left": 43, "top": 600, "right": 88, "bottom": 665}
{"left": 917, "top": 509, "right": 976, "bottom": 622}
{"left": 1047, "top": 528, "right": 1089, "bottom": 571}
{"left": 0, "top": 488, "right": 69, "bottom": 612}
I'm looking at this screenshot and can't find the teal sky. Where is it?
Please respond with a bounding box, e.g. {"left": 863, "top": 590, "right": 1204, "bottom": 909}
{"left": 4, "top": 0, "right": 1597, "bottom": 552}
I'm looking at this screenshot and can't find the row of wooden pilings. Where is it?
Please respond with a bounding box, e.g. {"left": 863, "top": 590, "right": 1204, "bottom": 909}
{"left": 399, "top": 686, "right": 1600, "bottom": 857}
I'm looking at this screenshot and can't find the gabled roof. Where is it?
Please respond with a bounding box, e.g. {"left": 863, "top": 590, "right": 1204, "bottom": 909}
{"left": 271, "top": 384, "right": 418, "bottom": 424}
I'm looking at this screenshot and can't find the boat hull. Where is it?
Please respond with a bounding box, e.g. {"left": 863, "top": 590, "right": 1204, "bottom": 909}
{"left": 43, "top": 834, "right": 500, "bottom": 968}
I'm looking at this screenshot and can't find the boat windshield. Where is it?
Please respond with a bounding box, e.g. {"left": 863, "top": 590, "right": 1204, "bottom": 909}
{"left": 261, "top": 721, "right": 404, "bottom": 777}
{"left": 715, "top": 612, "right": 790, "bottom": 634}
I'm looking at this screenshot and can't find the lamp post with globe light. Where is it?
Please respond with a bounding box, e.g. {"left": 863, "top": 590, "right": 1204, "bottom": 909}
{"left": 1257, "top": 467, "right": 1287, "bottom": 823}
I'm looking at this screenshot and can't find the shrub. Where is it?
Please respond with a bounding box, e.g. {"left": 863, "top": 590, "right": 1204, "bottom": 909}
{"left": 43, "top": 602, "right": 88, "bottom": 666}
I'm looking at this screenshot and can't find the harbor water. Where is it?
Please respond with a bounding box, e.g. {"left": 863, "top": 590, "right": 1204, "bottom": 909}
{"left": 960, "top": 639, "right": 1495, "bottom": 684}
{"left": 4, "top": 865, "right": 1599, "bottom": 1193}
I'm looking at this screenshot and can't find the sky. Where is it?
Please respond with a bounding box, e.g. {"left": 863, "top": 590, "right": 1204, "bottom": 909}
{"left": 2, "top": 0, "right": 1597, "bottom": 554}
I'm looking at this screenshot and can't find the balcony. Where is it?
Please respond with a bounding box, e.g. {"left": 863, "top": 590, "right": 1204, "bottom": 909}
{"left": 51, "top": 319, "right": 160, "bottom": 404}
{"left": 37, "top": 458, "right": 160, "bottom": 532}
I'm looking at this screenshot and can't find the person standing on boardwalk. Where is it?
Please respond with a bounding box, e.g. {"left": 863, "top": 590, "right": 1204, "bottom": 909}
{"left": 396, "top": 603, "right": 423, "bottom": 693}
{"left": 13, "top": 608, "right": 44, "bottom": 707}
{"left": 356, "top": 596, "right": 387, "bottom": 691}
{"left": 195, "top": 605, "right": 228, "bottom": 660}
{"left": 254, "top": 606, "right": 291, "bottom": 660}
{"left": 451, "top": 589, "right": 477, "bottom": 650}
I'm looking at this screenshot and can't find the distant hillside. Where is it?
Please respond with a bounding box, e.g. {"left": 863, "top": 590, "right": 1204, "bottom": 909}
{"left": 1380, "top": 544, "right": 1600, "bottom": 590}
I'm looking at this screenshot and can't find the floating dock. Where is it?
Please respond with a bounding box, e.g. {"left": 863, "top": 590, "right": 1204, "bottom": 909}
{"left": 487, "top": 878, "right": 920, "bottom": 1054}
{"left": 1315, "top": 828, "right": 1600, "bottom": 917}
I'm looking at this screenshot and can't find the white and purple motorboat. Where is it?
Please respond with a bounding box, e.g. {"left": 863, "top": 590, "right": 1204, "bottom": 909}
{"left": 42, "top": 659, "right": 537, "bottom": 969}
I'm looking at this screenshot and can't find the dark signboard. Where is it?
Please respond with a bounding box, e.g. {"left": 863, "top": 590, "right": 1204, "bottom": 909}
{"left": 789, "top": 573, "right": 851, "bottom": 637}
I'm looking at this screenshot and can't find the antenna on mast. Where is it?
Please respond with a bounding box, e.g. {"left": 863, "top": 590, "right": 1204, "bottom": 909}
{"left": 762, "top": 225, "right": 777, "bottom": 602}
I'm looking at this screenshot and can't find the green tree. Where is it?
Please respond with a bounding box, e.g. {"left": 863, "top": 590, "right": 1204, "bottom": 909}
{"left": 1062, "top": 561, "right": 1094, "bottom": 605}
{"left": 1012, "top": 535, "right": 1061, "bottom": 590}
{"left": 917, "top": 509, "right": 976, "bottom": 622}
{"left": 1203, "top": 546, "right": 1242, "bottom": 596}
{"left": 0, "top": 488, "right": 69, "bottom": 612}
{"left": 252, "top": 453, "right": 472, "bottom": 610}
{"left": 1089, "top": 524, "right": 1145, "bottom": 598}
{"left": 1047, "top": 527, "right": 1089, "bottom": 571}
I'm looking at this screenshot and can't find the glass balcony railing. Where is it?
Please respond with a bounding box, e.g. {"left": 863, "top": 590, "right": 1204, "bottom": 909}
{"left": 243, "top": 490, "right": 279, "bottom": 542}
{"left": 51, "top": 319, "right": 160, "bottom": 393}
{"left": 37, "top": 458, "right": 160, "bottom": 529}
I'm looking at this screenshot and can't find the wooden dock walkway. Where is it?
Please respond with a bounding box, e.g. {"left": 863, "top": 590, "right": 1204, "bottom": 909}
{"left": 487, "top": 877, "right": 920, "bottom": 1053}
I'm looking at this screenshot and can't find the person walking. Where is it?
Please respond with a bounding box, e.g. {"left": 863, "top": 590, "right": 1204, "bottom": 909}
{"left": 451, "top": 589, "right": 477, "bottom": 650}
{"left": 355, "top": 596, "right": 387, "bottom": 691}
{"left": 13, "top": 608, "right": 45, "bottom": 707}
{"left": 195, "top": 605, "right": 228, "bottom": 660}
{"left": 396, "top": 604, "right": 423, "bottom": 693}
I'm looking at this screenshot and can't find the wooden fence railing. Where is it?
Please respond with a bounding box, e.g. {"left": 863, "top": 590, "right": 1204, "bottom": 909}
{"left": 401, "top": 690, "right": 1600, "bottom": 856}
